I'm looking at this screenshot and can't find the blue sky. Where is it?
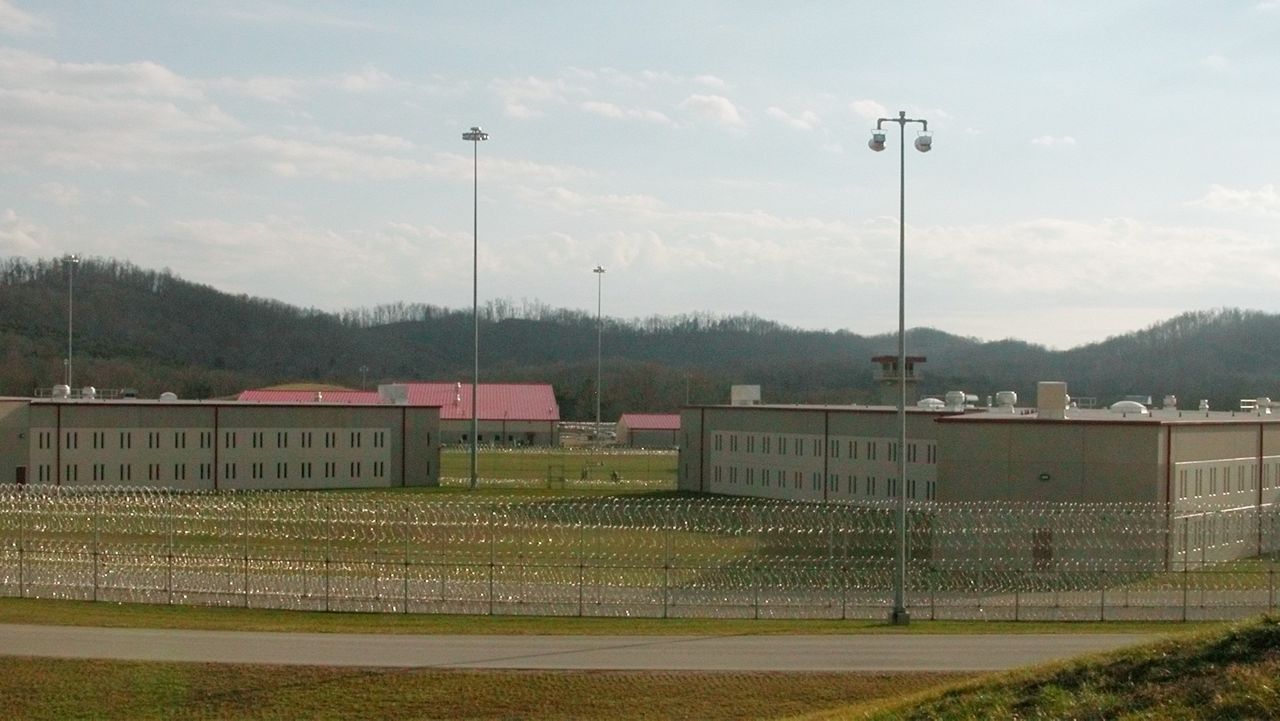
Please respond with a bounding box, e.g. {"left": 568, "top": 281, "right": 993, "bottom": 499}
{"left": 1, "top": 1, "right": 1277, "bottom": 349}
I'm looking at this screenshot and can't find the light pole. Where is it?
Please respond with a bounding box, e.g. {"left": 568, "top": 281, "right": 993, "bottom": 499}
{"left": 593, "top": 265, "right": 606, "bottom": 448}
{"left": 869, "top": 110, "right": 931, "bottom": 626}
{"left": 63, "top": 253, "right": 80, "bottom": 388}
{"left": 463, "top": 125, "right": 489, "bottom": 490}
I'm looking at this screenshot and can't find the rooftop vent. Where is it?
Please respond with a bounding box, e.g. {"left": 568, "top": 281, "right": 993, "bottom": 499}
{"left": 917, "top": 397, "right": 946, "bottom": 410}
{"left": 51, "top": 384, "right": 70, "bottom": 399}
{"left": 995, "top": 390, "right": 1018, "bottom": 413}
{"left": 159, "top": 392, "right": 178, "bottom": 402}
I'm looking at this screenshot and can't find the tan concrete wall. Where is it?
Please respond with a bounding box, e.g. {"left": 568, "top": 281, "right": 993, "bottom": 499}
{"left": 677, "top": 409, "right": 704, "bottom": 492}
{"left": 938, "top": 421, "right": 1163, "bottom": 504}
{"left": 23, "top": 402, "right": 440, "bottom": 491}
{"left": 0, "top": 400, "right": 31, "bottom": 485}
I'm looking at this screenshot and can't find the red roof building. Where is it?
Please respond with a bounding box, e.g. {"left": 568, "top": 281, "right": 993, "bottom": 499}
{"left": 616, "top": 413, "right": 681, "bottom": 448}
{"left": 238, "top": 383, "right": 560, "bottom": 446}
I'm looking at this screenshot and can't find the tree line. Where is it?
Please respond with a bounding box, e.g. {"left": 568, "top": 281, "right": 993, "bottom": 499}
{"left": 1, "top": 256, "right": 1276, "bottom": 417}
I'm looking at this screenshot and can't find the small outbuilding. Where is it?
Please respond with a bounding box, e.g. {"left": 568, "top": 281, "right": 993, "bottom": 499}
{"left": 616, "top": 413, "right": 680, "bottom": 448}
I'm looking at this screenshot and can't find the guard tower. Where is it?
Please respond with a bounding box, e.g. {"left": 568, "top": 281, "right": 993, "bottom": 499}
{"left": 872, "top": 355, "right": 926, "bottom": 407}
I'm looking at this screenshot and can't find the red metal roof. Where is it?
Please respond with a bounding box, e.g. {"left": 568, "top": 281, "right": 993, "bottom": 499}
{"left": 237, "top": 383, "right": 560, "bottom": 422}
{"left": 618, "top": 413, "right": 681, "bottom": 431}
{"left": 236, "top": 390, "right": 380, "bottom": 404}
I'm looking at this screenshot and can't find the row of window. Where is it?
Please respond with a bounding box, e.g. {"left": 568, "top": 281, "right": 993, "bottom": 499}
{"left": 1176, "top": 462, "right": 1278, "bottom": 500}
{"left": 40, "top": 429, "right": 399, "bottom": 453}
{"left": 710, "top": 465, "right": 937, "bottom": 500}
{"left": 32, "top": 460, "right": 400, "bottom": 484}
{"left": 710, "top": 433, "right": 936, "bottom": 464}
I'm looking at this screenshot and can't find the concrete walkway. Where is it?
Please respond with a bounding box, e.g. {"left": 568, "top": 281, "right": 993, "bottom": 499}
{"left": 0, "top": 624, "right": 1159, "bottom": 672}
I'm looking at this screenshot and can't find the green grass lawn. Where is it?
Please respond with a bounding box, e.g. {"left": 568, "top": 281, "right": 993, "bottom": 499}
{"left": 831, "top": 615, "right": 1280, "bottom": 720}
{"left": 0, "top": 657, "right": 975, "bottom": 721}
{"left": 439, "top": 447, "right": 677, "bottom": 485}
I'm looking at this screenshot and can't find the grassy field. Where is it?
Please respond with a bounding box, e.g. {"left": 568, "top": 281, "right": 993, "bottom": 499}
{"left": 439, "top": 447, "right": 677, "bottom": 486}
{"left": 839, "top": 615, "right": 1280, "bottom": 720}
{"left": 0, "top": 658, "right": 975, "bottom": 721}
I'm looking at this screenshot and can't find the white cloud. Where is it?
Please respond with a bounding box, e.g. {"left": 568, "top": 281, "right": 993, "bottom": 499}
{"left": 33, "top": 181, "right": 81, "bottom": 207}
{"left": 1191, "top": 184, "right": 1280, "bottom": 216}
{"left": 1203, "top": 54, "right": 1229, "bottom": 70}
{"left": 693, "top": 74, "right": 726, "bottom": 88}
{"left": 580, "top": 100, "right": 671, "bottom": 124}
{"left": 679, "top": 94, "right": 744, "bottom": 127}
{"left": 0, "top": 0, "right": 48, "bottom": 34}
{"left": 850, "top": 99, "right": 887, "bottom": 121}
{"left": 1030, "top": 135, "right": 1076, "bottom": 147}
{"left": 766, "top": 106, "right": 820, "bottom": 131}
{"left": 0, "top": 208, "right": 49, "bottom": 255}
{"left": 492, "top": 75, "right": 577, "bottom": 119}
{"left": 214, "top": 75, "right": 305, "bottom": 103}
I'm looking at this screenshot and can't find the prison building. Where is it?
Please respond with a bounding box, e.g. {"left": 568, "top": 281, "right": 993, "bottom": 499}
{"left": 0, "top": 396, "right": 441, "bottom": 491}
{"left": 616, "top": 413, "right": 680, "bottom": 448}
{"left": 239, "top": 382, "right": 560, "bottom": 446}
{"left": 679, "top": 383, "right": 1280, "bottom": 564}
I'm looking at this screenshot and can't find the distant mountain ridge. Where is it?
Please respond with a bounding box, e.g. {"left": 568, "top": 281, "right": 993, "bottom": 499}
{"left": 0, "top": 256, "right": 1273, "bottom": 418}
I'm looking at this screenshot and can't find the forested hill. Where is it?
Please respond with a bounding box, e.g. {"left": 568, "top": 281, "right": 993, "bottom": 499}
{"left": 1, "top": 257, "right": 1275, "bottom": 418}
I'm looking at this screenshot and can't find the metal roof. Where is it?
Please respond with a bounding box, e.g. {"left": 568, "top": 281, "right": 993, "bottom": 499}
{"left": 618, "top": 413, "right": 681, "bottom": 430}
{"left": 237, "top": 383, "right": 560, "bottom": 422}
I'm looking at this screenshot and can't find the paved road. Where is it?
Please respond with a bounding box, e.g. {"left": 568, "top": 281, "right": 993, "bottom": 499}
{"left": 0, "top": 624, "right": 1158, "bottom": 672}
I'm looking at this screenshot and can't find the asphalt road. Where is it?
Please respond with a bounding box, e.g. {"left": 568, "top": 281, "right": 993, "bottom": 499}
{"left": 0, "top": 624, "right": 1159, "bottom": 672}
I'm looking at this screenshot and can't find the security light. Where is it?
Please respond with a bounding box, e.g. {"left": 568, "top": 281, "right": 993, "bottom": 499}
{"left": 868, "top": 131, "right": 886, "bottom": 152}
{"left": 914, "top": 134, "right": 932, "bottom": 152}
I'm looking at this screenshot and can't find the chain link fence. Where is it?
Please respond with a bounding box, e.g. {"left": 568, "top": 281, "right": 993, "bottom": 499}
{"left": 0, "top": 486, "right": 1275, "bottom": 621}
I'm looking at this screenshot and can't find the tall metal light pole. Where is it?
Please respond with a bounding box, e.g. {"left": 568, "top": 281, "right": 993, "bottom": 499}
{"left": 593, "top": 265, "right": 606, "bottom": 447}
{"left": 463, "top": 125, "right": 489, "bottom": 490}
{"left": 63, "top": 253, "right": 80, "bottom": 388}
{"left": 869, "top": 110, "right": 931, "bottom": 626}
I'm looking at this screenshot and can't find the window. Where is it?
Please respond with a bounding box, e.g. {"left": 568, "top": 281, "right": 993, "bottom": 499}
{"left": 301, "top": 462, "right": 312, "bottom": 479}
{"left": 926, "top": 480, "right": 937, "bottom": 501}
{"left": 350, "top": 431, "right": 361, "bottom": 448}
{"left": 812, "top": 439, "right": 821, "bottom": 456}
{"left": 148, "top": 432, "right": 160, "bottom": 449}
{"left": 65, "top": 464, "right": 78, "bottom": 482}
{"left": 867, "top": 442, "right": 877, "bottom": 460}
{"left": 174, "top": 432, "right": 186, "bottom": 449}
{"left": 907, "top": 478, "right": 917, "bottom": 498}
{"left": 747, "top": 435, "right": 755, "bottom": 453}
{"left": 65, "top": 431, "right": 78, "bottom": 450}
{"left": 276, "top": 462, "right": 287, "bottom": 479}
{"left": 868, "top": 477, "right": 877, "bottom": 496}
{"left": 277, "top": 431, "right": 288, "bottom": 449}
{"left": 301, "top": 432, "right": 313, "bottom": 449}
{"left": 224, "top": 431, "right": 237, "bottom": 449}
{"left": 795, "top": 438, "right": 804, "bottom": 456}
{"left": 252, "top": 432, "right": 264, "bottom": 449}
{"left": 888, "top": 477, "right": 898, "bottom": 498}
{"left": 224, "top": 463, "right": 237, "bottom": 480}
{"left": 92, "top": 432, "right": 105, "bottom": 450}
{"left": 119, "top": 464, "right": 131, "bottom": 481}
{"left": 762, "top": 436, "right": 771, "bottom": 454}
{"left": 1179, "top": 469, "right": 1188, "bottom": 500}
{"left": 714, "top": 434, "right": 723, "bottom": 451}
{"left": 849, "top": 440, "right": 857, "bottom": 459}
{"left": 778, "top": 436, "right": 787, "bottom": 456}
{"left": 829, "top": 439, "right": 839, "bottom": 458}
{"left": 148, "top": 464, "right": 160, "bottom": 481}
{"left": 793, "top": 471, "right": 802, "bottom": 490}
{"left": 847, "top": 475, "right": 857, "bottom": 495}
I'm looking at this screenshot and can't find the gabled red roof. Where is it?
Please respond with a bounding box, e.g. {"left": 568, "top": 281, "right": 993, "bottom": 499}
{"left": 618, "top": 413, "right": 681, "bottom": 431}
{"left": 395, "top": 383, "right": 559, "bottom": 421}
{"left": 237, "top": 383, "right": 560, "bottom": 422}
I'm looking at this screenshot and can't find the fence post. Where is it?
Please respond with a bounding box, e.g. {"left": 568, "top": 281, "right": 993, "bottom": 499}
{"left": 93, "top": 493, "right": 100, "bottom": 602}
{"left": 1181, "top": 516, "right": 1189, "bottom": 622}
{"left": 18, "top": 488, "right": 25, "bottom": 599}
{"left": 241, "top": 494, "right": 250, "bottom": 608}
{"left": 1099, "top": 568, "right": 1106, "bottom": 622}
{"left": 167, "top": 492, "right": 174, "bottom": 605}
{"left": 577, "top": 518, "right": 585, "bottom": 617}
{"left": 662, "top": 523, "right": 670, "bottom": 619}
{"left": 487, "top": 504, "right": 495, "bottom": 616}
{"left": 324, "top": 497, "right": 331, "bottom": 613}
{"left": 402, "top": 502, "right": 410, "bottom": 614}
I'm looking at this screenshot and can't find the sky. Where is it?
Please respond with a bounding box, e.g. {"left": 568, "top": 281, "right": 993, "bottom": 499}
{"left": 1, "top": 1, "right": 1278, "bottom": 350}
